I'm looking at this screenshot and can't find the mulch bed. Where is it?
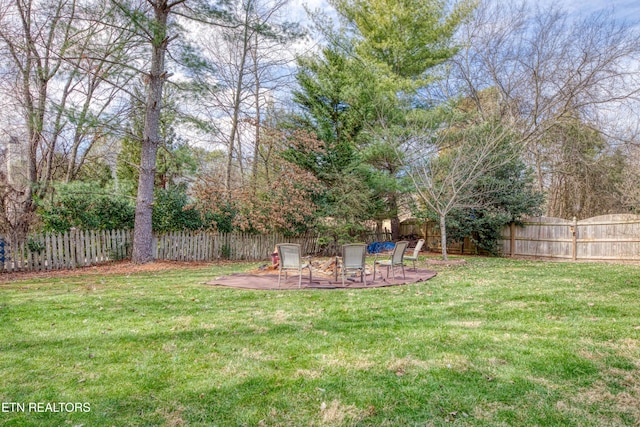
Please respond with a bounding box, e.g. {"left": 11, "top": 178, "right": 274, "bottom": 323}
{"left": 0, "top": 260, "right": 214, "bottom": 283}
{"left": 205, "top": 267, "right": 437, "bottom": 290}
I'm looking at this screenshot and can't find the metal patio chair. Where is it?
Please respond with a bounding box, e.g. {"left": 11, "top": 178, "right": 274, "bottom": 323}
{"left": 339, "top": 243, "right": 367, "bottom": 286}
{"left": 372, "top": 240, "right": 409, "bottom": 281}
{"left": 276, "top": 243, "right": 312, "bottom": 288}
{"left": 403, "top": 239, "right": 425, "bottom": 271}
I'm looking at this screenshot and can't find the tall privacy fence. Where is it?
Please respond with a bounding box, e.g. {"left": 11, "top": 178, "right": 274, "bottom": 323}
{"left": 401, "top": 213, "right": 640, "bottom": 261}
{"left": 498, "top": 214, "right": 640, "bottom": 262}
{"left": 0, "top": 229, "right": 392, "bottom": 273}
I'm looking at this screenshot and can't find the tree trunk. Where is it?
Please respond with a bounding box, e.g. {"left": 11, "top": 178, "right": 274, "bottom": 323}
{"left": 251, "top": 29, "right": 260, "bottom": 196}
{"left": 388, "top": 193, "right": 400, "bottom": 241}
{"left": 132, "top": 1, "right": 170, "bottom": 264}
{"left": 390, "top": 217, "right": 400, "bottom": 241}
{"left": 440, "top": 214, "right": 448, "bottom": 261}
{"left": 132, "top": 135, "right": 160, "bottom": 263}
{"left": 225, "top": 4, "right": 252, "bottom": 193}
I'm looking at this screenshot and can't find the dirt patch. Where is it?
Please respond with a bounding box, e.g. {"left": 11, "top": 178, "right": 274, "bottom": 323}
{"left": 207, "top": 267, "right": 437, "bottom": 290}
{"left": 424, "top": 259, "right": 467, "bottom": 266}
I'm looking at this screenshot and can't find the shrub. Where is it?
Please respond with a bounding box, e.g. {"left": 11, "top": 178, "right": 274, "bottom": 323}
{"left": 39, "top": 182, "right": 135, "bottom": 232}
{"left": 152, "top": 186, "right": 206, "bottom": 233}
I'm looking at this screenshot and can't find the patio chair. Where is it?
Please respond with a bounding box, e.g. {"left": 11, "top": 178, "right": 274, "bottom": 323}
{"left": 373, "top": 240, "right": 409, "bottom": 281}
{"left": 403, "top": 239, "right": 425, "bottom": 271}
{"left": 339, "top": 243, "right": 367, "bottom": 286}
{"left": 276, "top": 243, "right": 312, "bottom": 288}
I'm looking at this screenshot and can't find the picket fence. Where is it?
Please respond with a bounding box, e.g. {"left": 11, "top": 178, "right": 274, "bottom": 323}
{"left": 0, "top": 229, "right": 392, "bottom": 273}
{"left": 152, "top": 231, "right": 322, "bottom": 262}
{"left": 0, "top": 229, "right": 131, "bottom": 273}
{"left": 3, "top": 214, "right": 637, "bottom": 273}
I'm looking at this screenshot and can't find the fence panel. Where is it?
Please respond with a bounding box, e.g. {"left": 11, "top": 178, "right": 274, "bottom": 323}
{"left": 499, "top": 214, "right": 640, "bottom": 261}
{"left": 577, "top": 214, "right": 640, "bottom": 261}
{"left": 500, "top": 217, "right": 574, "bottom": 259}
{"left": 0, "top": 229, "right": 132, "bottom": 272}
{"left": 151, "top": 231, "right": 331, "bottom": 261}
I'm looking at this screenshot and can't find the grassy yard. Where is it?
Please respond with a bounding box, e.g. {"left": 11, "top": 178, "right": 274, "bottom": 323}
{"left": 0, "top": 257, "right": 639, "bottom": 426}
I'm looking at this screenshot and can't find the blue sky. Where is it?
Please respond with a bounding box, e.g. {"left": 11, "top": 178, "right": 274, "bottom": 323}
{"left": 557, "top": 0, "right": 640, "bottom": 18}
{"left": 290, "top": 0, "right": 640, "bottom": 25}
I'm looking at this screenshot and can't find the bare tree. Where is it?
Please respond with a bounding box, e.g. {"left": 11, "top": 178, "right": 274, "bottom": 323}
{"left": 0, "top": 0, "right": 139, "bottom": 239}
{"left": 620, "top": 143, "right": 640, "bottom": 213}
{"left": 189, "top": 0, "right": 302, "bottom": 194}
{"left": 401, "top": 113, "right": 518, "bottom": 260}
{"left": 446, "top": 0, "right": 640, "bottom": 216}
{"left": 62, "top": 0, "right": 140, "bottom": 182}
{"left": 0, "top": 0, "right": 79, "bottom": 237}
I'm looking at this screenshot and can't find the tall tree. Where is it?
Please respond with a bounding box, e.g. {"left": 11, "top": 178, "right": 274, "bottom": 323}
{"left": 328, "top": 0, "right": 475, "bottom": 82}
{"left": 543, "top": 116, "right": 625, "bottom": 219}
{"left": 62, "top": 1, "right": 138, "bottom": 183}
{"left": 126, "top": 0, "right": 179, "bottom": 263}
{"left": 301, "top": 0, "right": 475, "bottom": 240}
{"left": 110, "top": 0, "right": 236, "bottom": 263}
{"left": 0, "top": 0, "right": 82, "bottom": 238}
{"left": 620, "top": 143, "right": 640, "bottom": 213}
{"left": 188, "top": 0, "right": 303, "bottom": 194}
{"left": 0, "top": 0, "right": 137, "bottom": 239}
{"left": 292, "top": 47, "right": 379, "bottom": 235}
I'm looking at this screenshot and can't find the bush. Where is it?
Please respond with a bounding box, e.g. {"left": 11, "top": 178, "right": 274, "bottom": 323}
{"left": 446, "top": 159, "right": 543, "bottom": 254}
{"left": 39, "top": 182, "right": 135, "bottom": 232}
{"left": 152, "top": 186, "right": 206, "bottom": 233}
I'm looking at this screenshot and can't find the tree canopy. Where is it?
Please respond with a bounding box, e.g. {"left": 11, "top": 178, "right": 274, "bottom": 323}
{"left": 1, "top": 0, "right": 639, "bottom": 260}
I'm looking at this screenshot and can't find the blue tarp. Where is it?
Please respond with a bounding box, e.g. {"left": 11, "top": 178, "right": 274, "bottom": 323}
{"left": 367, "top": 241, "right": 396, "bottom": 254}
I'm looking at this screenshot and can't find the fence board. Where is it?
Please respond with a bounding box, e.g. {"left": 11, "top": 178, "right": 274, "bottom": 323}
{"left": 51, "top": 232, "right": 59, "bottom": 270}
{"left": 0, "top": 229, "right": 125, "bottom": 273}
{"left": 44, "top": 233, "right": 51, "bottom": 270}
{"left": 499, "top": 214, "right": 640, "bottom": 261}
{"left": 93, "top": 231, "right": 98, "bottom": 264}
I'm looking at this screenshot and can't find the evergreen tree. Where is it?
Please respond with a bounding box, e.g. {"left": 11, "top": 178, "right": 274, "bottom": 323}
{"left": 291, "top": 48, "right": 379, "bottom": 237}
{"left": 445, "top": 157, "right": 544, "bottom": 254}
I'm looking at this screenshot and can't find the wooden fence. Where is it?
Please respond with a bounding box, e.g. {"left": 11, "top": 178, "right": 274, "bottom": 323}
{"left": 0, "top": 229, "right": 131, "bottom": 273}
{"left": 499, "top": 214, "right": 640, "bottom": 261}
{"left": 399, "top": 219, "right": 480, "bottom": 255}
{"left": 0, "top": 229, "right": 393, "bottom": 273}
{"left": 152, "top": 231, "right": 323, "bottom": 262}
{"left": 2, "top": 215, "right": 637, "bottom": 272}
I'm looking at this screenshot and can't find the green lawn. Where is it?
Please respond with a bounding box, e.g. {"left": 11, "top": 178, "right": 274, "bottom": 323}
{"left": 0, "top": 257, "right": 639, "bottom": 426}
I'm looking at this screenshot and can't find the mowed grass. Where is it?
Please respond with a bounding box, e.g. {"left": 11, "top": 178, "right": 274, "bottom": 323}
{"left": 0, "top": 258, "right": 639, "bottom": 426}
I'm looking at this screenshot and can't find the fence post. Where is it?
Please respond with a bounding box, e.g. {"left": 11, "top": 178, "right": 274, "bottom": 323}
{"left": 510, "top": 222, "right": 516, "bottom": 257}
{"left": 571, "top": 216, "right": 578, "bottom": 261}
{"left": 0, "top": 237, "right": 5, "bottom": 272}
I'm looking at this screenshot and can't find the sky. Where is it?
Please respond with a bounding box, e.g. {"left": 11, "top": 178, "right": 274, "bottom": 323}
{"left": 288, "top": 0, "right": 640, "bottom": 26}
{"left": 557, "top": 0, "right": 640, "bottom": 18}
